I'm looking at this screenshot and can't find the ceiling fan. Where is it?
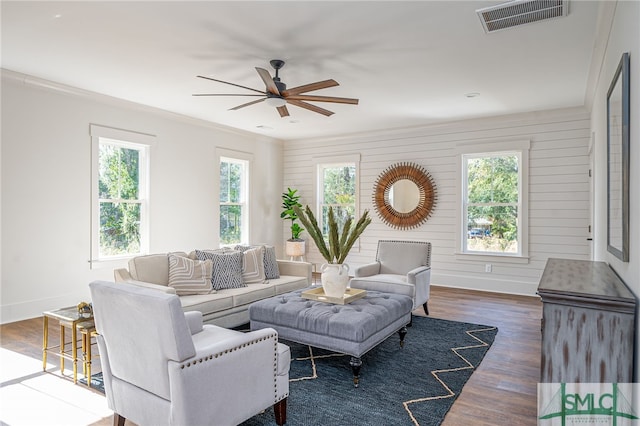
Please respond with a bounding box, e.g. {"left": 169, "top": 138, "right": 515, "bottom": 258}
{"left": 193, "top": 59, "right": 359, "bottom": 117}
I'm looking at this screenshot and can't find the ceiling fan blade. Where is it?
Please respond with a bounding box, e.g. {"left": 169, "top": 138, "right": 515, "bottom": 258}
{"left": 255, "top": 67, "right": 280, "bottom": 95}
{"left": 286, "top": 99, "right": 334, "bottom": 116}
{"left": 282, "top": 79, "right": 339, "bottom": 96}
{"left": 285, "top": 94, "right": 359, "bottom": 105}
{"left": 229, "top": 98, "right": 266, "bottom": 111}
{"left": 277, "top": 105, "right": 290, "bottom": 118}
{"left": 196, "top": 75, "right": 265, "bottom": 95}
{"left": 192, "top": 94, "right": 264, "bottom": 97}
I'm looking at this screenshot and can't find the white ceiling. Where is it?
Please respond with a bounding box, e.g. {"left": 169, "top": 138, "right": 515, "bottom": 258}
{"left": 1, "top": 1, "right": 601, "bottom": 141}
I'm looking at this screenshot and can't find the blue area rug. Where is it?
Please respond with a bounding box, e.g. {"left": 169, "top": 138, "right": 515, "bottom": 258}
{"left": 85, "top": 316, "right": 497, "bottom": 425}
{"left": 79, "top": 372, "right": 105, "bottom": 393}
{"left": 241, "top": 316, "right": 498, "bottom": 426}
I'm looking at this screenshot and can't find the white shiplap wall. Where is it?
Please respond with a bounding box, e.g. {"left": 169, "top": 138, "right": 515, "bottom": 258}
{"left": 283, "top": 107, "right": 591, "bottom": 296}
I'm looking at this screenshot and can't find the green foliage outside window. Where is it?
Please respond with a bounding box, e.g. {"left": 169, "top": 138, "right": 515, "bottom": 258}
{"left": 99, "top": 144, "right": 141, "bottom": 257}
{"left": 321, "top": 165, "right": 356, "bottom": 236}
{"left": 466, "top": 155, "right": 519, "bottom": 253}
{"left": 220, "top": 160, "right": 244, "bottom": 244}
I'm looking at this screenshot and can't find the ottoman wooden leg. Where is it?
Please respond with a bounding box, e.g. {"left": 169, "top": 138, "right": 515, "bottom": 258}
{"left": 349, "top": 356, "right": 362, "bottom": 388}
{"left": 398, "top": 326, "right": 408, "bottom": 348}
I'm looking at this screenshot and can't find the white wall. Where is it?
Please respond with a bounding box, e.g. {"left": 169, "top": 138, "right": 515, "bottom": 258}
{"left": 589, "top": 0, "right": 639, "bottom": 380}
{"left": 0, "top": 71, "right": 283, "bottom": 323}
{"left": 283, "top": 107, "right": 592, "bottom": 296}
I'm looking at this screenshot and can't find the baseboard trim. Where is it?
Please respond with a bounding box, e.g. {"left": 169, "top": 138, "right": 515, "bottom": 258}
{"left": 1, "top": 292, "right": 91, "bottom": 324}
{"left": 431, "top": 273, "right": 538, "bottom": 297}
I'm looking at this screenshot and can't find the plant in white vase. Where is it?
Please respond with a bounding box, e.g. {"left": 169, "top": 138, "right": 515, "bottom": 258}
{"left": 281, "top": 188, "right": 306, "bottom": 258}
{"left": 293, "top": 205, "right": 371, "bottom": 298}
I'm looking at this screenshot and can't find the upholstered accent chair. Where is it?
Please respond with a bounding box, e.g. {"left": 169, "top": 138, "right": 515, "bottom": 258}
{"left": 89, "top": 281, "right": 289, "bottom": 426}
{"left": 350, "top": 240, "right": 432, "bottom": 315}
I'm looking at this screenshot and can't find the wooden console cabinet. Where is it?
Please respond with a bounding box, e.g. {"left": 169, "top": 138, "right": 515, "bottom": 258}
{"left": 537, "top": 258, "right": 636, "bottom": 383}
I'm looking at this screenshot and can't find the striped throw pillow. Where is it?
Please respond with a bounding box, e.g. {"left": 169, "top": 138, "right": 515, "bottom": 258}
{"left": 234, "top": 244, "right": 280, "bottom": 280}
{"left": 241, "top": 246, "right": 266, "bottom": 284}
{"left": 167, "top": 254, "right": 214, "bottom": 295}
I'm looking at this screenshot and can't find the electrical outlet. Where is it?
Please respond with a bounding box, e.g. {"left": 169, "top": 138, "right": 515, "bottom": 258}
{"left": 485, "top": 264, "right": 492, "bottom": 273}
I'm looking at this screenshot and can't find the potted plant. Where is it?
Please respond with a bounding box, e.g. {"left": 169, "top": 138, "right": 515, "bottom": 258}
{"left": 281, "top": 188, "right": 306, "bottom": 259}
{"left": 293, "top": 205, "right": 371, "bottom": 297}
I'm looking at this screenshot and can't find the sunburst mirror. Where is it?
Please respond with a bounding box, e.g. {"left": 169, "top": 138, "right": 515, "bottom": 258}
{"left": 372, "top": 162, "right": 437, "bottom": 229}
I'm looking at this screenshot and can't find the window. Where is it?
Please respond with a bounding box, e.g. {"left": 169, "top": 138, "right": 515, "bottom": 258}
{"left": 91, "top": 125, "right": 153, "bottom": 264}
{"left": 219, "top": 156, "right": 249, "bottom": 245}
{"left": 458, "top": 140, "right": 529, "bottom": 258}
{"left": 316, "top": 156, "right": 359, "bottom": 238}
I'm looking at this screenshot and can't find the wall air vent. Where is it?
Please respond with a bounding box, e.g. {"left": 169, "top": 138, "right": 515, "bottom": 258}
{"left": 476, "top": 0, "right": 569, "bottom": 33}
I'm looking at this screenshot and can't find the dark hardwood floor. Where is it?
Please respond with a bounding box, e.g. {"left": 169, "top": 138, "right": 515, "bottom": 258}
{"left": 424, "top": 286, "right": 542, "bottom": 426}
{"left": 0, "top": 285, "right": 542, "bottom": 425}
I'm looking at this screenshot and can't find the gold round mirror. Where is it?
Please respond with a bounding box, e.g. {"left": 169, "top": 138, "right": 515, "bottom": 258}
{"left": 373, "top": 162, "right": 437, "bottom": 229}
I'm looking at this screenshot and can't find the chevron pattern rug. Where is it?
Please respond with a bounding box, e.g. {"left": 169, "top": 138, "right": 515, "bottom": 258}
{"left": 85, "top": 316, "right": 497, "bottom": 425}
{"left": 241, "top": 316, "right": 498, "bottom": 426}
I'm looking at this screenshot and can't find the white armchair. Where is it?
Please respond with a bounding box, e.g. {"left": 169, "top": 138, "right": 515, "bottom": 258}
{"left": 89, "top": 281, "right": 289, "bottom": 426}
{"left": 350, "top": 240, "right": 432, "bottom": 315}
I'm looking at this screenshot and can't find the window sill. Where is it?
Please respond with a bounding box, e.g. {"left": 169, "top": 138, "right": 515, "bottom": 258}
{"left": 454, "top": 252, "right": 530, "bottom": 264}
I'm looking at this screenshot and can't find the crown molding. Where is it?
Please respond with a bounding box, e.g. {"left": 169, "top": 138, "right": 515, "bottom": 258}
{"left": 290, "top": 105, "right": 590, "bottom": 146}
{"left": 1, "top": 68, "right": 281, "bottom": 144}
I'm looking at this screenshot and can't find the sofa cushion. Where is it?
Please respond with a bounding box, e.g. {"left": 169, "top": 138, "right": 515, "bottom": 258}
{"left": 240, "top": 246, "right": 266, "bottom": 284}
{"left": 179, "top": 292, "right": 234, "bottom": 315}
{"left": 349, "top": 274, "right": 414, "bottom": 298}
{"left": 271, "top": 276, "right": 310, "bottom": 295}
{"left": 196, "top": 249, "right": 245, "bottom": 290}
{"left": 223, "top": 284, "right": 276, "bottom": 307}
{"left": 167, "top": 254, "right": 214, "bottom": 295}
{"left": 128, "top": 252, "right": 189, "bottom": 285}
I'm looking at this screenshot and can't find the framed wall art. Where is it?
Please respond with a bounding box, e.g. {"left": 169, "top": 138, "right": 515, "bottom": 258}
{"left": 606, "top": 52, "right": 630, "bottom": 262}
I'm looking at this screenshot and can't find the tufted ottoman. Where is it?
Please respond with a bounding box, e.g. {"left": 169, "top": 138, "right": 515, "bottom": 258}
{"left": 249, "top": 288, "right": 413, "bottom": 387}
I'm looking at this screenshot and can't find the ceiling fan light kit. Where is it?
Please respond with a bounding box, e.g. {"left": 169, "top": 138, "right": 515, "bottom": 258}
{"left": 194, "top": 59, "right": 359, "bottom": 117}
{"left": 265, "top": 96, "right": 287, "bottom": 108}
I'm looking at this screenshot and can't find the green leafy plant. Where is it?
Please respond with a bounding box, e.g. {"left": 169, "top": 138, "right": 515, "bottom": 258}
{"left": 293, "top": 205, "right": 371, "bottom": 264}
{"left": 281, "top": 188, "right": 304, "bottom": 241}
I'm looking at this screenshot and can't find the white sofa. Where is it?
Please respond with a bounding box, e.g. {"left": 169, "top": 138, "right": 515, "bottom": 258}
{"left": 114, "top": 251, "right": 312, "bottom": 328}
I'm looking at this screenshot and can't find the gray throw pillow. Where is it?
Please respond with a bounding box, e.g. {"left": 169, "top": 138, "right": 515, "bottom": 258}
{"left": 195, "top": 249, "right": 245, "bottom": 290}
{"left": 262, "top": 245, "right": 280, "bottom": 279}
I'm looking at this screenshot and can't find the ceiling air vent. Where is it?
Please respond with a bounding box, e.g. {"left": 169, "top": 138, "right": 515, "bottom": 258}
{"left": 476, "top": 0, "right": 569, "bottom": 33}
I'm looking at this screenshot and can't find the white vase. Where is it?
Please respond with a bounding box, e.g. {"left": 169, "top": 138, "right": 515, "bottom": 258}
{"left": 320, "top": 263, "right": 350, "bottom": 298}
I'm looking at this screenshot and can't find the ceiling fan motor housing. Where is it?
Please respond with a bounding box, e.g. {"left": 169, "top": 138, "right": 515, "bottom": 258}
{"left": 273, "top": 80, "right": 286, "bottom": 93}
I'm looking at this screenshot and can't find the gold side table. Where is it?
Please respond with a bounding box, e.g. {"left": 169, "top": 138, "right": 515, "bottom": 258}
{"left": 78, "top": 324, "right": 99, "bottom": 387}
{"left": 42, "top": 307, "right": 94, "bottom": 384}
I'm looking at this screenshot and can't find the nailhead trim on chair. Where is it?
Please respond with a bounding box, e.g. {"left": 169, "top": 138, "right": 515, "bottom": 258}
{"left": 375, "top": 240, "right": 432, "bottom": 267}
{"left": 273, "top": 339, "right": 279, "bottom": 402}
{"left": 179, "top": 334, "right": 278, "bottom": 369}
{"left": 176, "top": 332, "right": 289, "bottom": 402}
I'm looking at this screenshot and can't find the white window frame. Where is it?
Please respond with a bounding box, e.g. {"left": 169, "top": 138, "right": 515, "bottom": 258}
{"left": 313, "top": 154, "right": 361, "bottom": 240}
{"left": 90, "top": 124, "right": 154, "bottom": 268}
{"left": 217, "top": 149, "right": 252, "bottom": 247}
{"left": 456, "top": 140, "right": 529, "bottom": 262}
